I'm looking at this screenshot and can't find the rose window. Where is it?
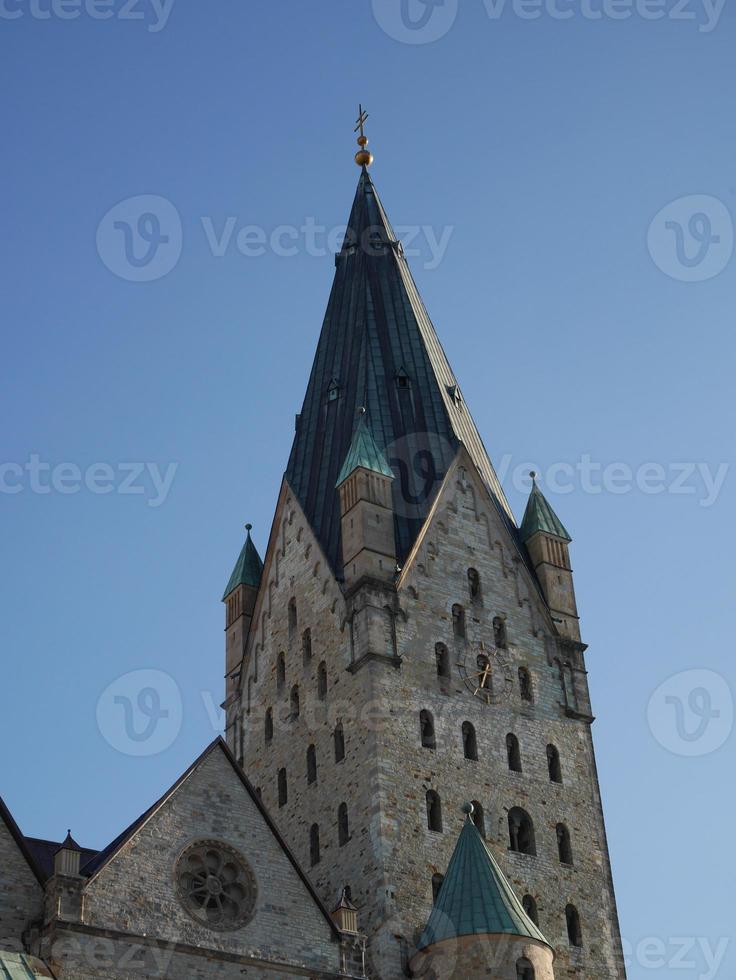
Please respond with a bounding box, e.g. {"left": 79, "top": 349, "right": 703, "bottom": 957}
{"left": 175, "top": 840, "right": 257, "bottom": 931}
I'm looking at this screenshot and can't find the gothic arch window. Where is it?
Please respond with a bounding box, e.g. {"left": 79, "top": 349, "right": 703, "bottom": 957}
{"left": 462, "top": 721, "right": 478, "bottom": 761}
{"left": 306, "top": 744, "right": 317, "bottom": 784}
{"left": 310, "top": 824, "right": 320, "bottom": 866}
{"left": 334, "top": 722, "right": 346, "bottom": 763}
{"left": 547, "top": 744, "right": 562, "bottom": 784}
{"left": 426, "top": 791, "right": 443, "bottom": 833}
{"left": 277, "top": 768, "right": 287, "bottom": 808}
{"left": 276, "top": 653, "right": 286, "bottom": 693}
{"left": 264, "top": 707, "right": 273, "bottom": 745}
{"left": 506, "top": 733, "right": 522, "bottom": 773}
{"left": 290, "top": 685, "right": 300, "bottom": 720}
{"left": 288, "top": 598, "right": 297, "bottom": 638}
{"left": 317, "top": 661, "right": 328, "bottom": 701}
{"left": 435, "top": 643, "right": 450, "bottom": 682}
{"left": 557, "top": 823, "right": 574, "bottom": 865}
{"left": 302, "top": 628, "right": 312, "bottom": 667}
{"left": 467, "top": 567, "right": 481, "bottom": 602}
{"left": 493, "top": 616, "right": 508, "bottom": 648}
{"left": 508, "top": 807, "right": 535, "bottom": 855}
{"left": 522, "top": 895, "right": 539, "bottom": 925}
{"left": 519, "top": 667, "right": 534, "bottom": 703}
{"left": 338, "top": 803, "right": 350, "bottom": 846}
{"left": 452, "top": 604, "right": 466, "bottom": 640}
{"left": 420, "top": 710, "right": 436, "bottom": 750}
{"left": 471, "top": 800, "right": 485, "bottom": 837}
{"left": 516, "top": 958, "right": 535, "bottom": 980}
{"left": 431, "top": 873, "right": 444, "bottom": 903}
{"left": 566, "top": 904, "right": 583, "bottom": 947}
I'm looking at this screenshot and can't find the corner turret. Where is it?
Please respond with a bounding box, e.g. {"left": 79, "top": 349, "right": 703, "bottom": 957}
{"left": 223, "top": 524, "right": 263, "bottom": 698}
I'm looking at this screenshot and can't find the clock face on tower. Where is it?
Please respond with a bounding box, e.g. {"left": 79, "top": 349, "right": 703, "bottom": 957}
{"left": 457, "top": 642, "right": 514, "bottom": 705}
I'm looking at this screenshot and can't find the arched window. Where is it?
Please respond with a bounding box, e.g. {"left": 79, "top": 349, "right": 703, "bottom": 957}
{"left": 317, "top": 662, "right": 328, "bottom": 700}
{"left": 547, "top": 744, "right": 562, "bottom": 784}
{"left": 566, "top": 904, "right": 583, "bottom": 947}
{"left": 471, "top": 800, "right": 485, "bottom": 837}
{"left": 309, "top": 824, "right": 320, "bottom": 866}
{"left": 435, "top": 643, "right": 450, "bottom": 682}
{"left": 522, "top": 895, "right": 539, "bottom": 925}
{"left": 506, "top": 733, "right": 522, "bottom": 773}
{"left": 516, "top": 958, "right": 535, "bottom": 980}
{"left": 306, "top": 744, "right": 317, "bottom": 784}
{"left": 290, "top": 685, "right": 300, "bottom": 719}
{"left": 452, "top": 604, "right": 466, "bottom": 639}
{"left": 338, "top": 803, "right": 350, "bottom": 846}
{"left": 557, "top": 823, "right": 573, "bottom": 865}
{"left": 519, "top": 667, "right": 534, "bottom": 703}
{"left": 278, "top": 768, "right": 287, "bottom": 807}
{"left": 264, "top": 707, "right": 273, "bottom": 744}
{"left": 276, "top": 652, "right": 286, "bottom": 693}
{"left": 426, "top": 791, "right": 443, "bottom": 833}
{"left": 420, "top": 710, "right": 436, "bottom": 750}
{"left": 462, "top": 721, "right": 478, "bottom": 761}
{"left": 288, "top": 598, "right": 297, "bottom": 637}
{"left": 508, "top": 807, "right": 535, "bottom": 855}
{"left": 334, "top": 722, "right": 345, "bottom": 763}
{"left": 467, "top": 567, "right": 481, "bottom": 601}
{"left": 431, "top": 873, "right": 444, "bottom": 903}
{"left": 493, "top": 616, "right": 507, "bottom": 648}
{"left": 302, "top": 628, "right": 312, "bottom": 667}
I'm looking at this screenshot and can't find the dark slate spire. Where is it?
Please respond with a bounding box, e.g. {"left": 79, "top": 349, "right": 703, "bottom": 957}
{"left": 285, "top": 167, "right": 517, "bottom": 574}
{"left": 417, "top": 805, "right": 550, "bottom": 952}
{"left": 223, "top": 524, "right": 264, "bottom": 599}
{"left": 336, "top": 410, "right": 394, "bottom": 487}
{"left": 520, "top": 473, "right": 572, "bottom": 543}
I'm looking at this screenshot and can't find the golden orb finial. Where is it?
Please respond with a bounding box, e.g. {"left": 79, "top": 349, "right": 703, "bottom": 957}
{"left": 354, "top": 104, "right": 374, "bottom": 168}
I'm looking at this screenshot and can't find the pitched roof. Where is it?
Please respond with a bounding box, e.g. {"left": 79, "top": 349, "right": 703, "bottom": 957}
{"left": 285, "top": 167, "right": 518, "bottom": 574}
{"left": 0, "top": 952, "right": 56, "bottom": 978}
{"left": 417, "top": 812, "right": 550, "bottom": 951}
{"left": 336, "top": 412, "right": 393, "bottom": 486}
{"left": 520, "top": 477, "right": 572, "bottom": 543}
{"left": 24, "top": 838, "right": 98, "bottom": 882}
{"left": 223, "top": 525, "right": 264, "bottom": 599}
{"left": 0, "top": 796, "right": 46, "bottom": 886}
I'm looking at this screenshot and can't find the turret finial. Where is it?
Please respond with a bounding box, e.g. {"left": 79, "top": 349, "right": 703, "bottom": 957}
{"left": 530, "top": 471, "right": 537, "bottom": 482}
{"left": 245, "top": 523, "right": 253, "bottom": 533}
{"left": 461, "top": 802, "right": 474, "bottom": 819}
{"left": 354, "top": 104, "right": 374, "bottom": 168}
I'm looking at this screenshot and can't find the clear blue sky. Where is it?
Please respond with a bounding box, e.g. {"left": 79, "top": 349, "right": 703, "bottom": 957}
{"left": 2, "top": 3, "right": 734, "bottom": 976}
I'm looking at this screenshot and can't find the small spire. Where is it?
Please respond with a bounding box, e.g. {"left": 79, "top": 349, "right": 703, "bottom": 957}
{"left": 223, "top": 523, "right": 264, "bottom": 599}
{"left": 354, "top": 104, "right": 374, "bottom": 168}
{"left": 520, "top": 477, "right": 572, "bottom": 543}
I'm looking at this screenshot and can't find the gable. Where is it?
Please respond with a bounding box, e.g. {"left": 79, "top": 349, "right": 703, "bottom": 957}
{"left": 82, "top": 742, "right": 339, "bottom": 974}
{"left": 0, "top": 799, "right": 44, "bottom": 944}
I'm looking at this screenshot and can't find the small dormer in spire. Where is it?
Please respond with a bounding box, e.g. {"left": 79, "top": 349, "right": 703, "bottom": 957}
{"left": 336, "top": 410, "right": 395, "bottom": 588}
{"left": 411, "top": 804, "right": 555, "bottom": 979}
{"left": 521, "top": 474, "right": 579, "bottom": 640}
{"left": 223, "top": 524, "right": 263, "bottom": 698}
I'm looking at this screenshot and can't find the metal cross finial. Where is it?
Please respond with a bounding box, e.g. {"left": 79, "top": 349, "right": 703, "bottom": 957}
{"left": 354, "top": 104, "right": 369, "bottom": 139}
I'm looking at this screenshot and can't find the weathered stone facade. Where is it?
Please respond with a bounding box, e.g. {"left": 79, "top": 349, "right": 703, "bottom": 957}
{"left": 233, "top": 451, "right": 626, "bottom": 979}
{"left": 0, "top": 810, "right": 43, "bottom": 951}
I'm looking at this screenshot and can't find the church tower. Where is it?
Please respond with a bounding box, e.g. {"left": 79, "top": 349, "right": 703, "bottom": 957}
{"left": 225, "top": 115, "right": 626, "bottom": 980}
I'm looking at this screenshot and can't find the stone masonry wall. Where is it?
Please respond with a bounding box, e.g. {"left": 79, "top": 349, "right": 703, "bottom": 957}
{"left": 0, "top": 817, "right": 43, "bottom": 950}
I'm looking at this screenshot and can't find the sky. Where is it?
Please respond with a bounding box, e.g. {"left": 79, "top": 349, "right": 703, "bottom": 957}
{"left": 1, "top": 1, "right": 734, "bottom": 977}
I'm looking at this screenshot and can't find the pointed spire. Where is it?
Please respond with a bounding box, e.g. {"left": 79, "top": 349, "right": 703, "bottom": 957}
{"left": 55, "top": 830, "right": 82, "bottom": 854}
{"left": 336, "top": 410, "right": 393, "bottom": 487}
{"left": 520, "top": 472, "right": 571, "bottom": 543}
{"left": 416, "top": 804, "right": 550, "bottom": 952}
{"left": 223, "top": 524, "right": 264, "bottom": 599}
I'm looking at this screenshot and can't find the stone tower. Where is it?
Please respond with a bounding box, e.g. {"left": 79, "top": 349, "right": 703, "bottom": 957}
{"left": 225, "top": 132, "right": 626, "bottom": 980}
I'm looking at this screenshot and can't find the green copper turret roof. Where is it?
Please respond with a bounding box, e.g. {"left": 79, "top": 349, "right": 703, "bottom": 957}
{"left": 417, "top": 812, "right": 550, "bottom": 952}
{"left": 336, "top": 412, "right": 394, "bottom": 487}
{"left": 223, "top": 525, "right": 264, "bottom": 599}
{"left": 520, "top": 476, "right": 571, "bottom": 543}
